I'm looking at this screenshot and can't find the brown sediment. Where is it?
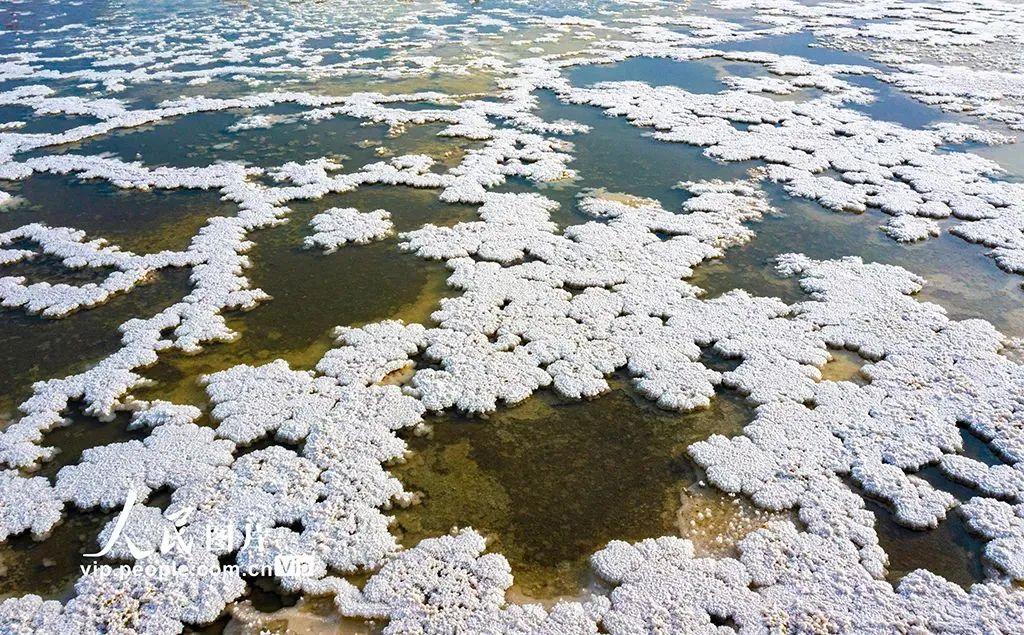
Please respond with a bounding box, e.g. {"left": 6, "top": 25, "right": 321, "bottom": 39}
{"left": 674, "top": 483, "right": 785, "bottom": 558}
{"left": 819, "top": 348, "right": 869, "bottom": 385}
{"left": 579, "top": 187, "right": 660, "bottom": 208}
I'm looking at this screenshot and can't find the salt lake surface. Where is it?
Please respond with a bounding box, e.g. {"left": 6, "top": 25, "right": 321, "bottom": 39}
{"left": 1, "top": 0, "right": 1024, "bottom": 632}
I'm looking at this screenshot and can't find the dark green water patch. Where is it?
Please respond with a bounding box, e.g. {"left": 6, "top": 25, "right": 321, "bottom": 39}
{"left": 867, "top": 496, "right": 986, "bottom": 589}
{"left": 36, "top": 408, "right": 148, "bottom": 481}
{"left": 239, "top": 193, "right": 455, "bottom": 349}
{"left": 0, "top": 251, "right": 120, "bottom": 287}
{"left": 392, "top": 379, "right": 753, "bottom": 597}
{"left": 1, "top": 173, "right": 236, "bottom": 254}
{"left": 291, "top": 184, "right": 479, "bottom": 233}
{"left": 49, "top": 107, "right": 384, "bottom": 170}
{"left": 135, "top": 186, "right": 464, "bottom": 407}
{"left": 0, "top": 268, "right": 191, "bottom": 414}
{"left": 0, "top": 509, "right": 112, "bottom": 601}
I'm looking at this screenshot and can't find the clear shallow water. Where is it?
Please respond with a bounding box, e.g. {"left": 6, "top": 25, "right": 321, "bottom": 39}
{"left": 394, "top": 379, "right": 755, "bottom": 597}
{"left": 0, "top": 1, "right": 1021, "bottom": 626}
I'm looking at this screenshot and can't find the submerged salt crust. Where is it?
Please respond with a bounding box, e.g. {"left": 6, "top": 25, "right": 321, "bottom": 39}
{"left": 1, "top": 0, "right": 1024, "bottom": 632}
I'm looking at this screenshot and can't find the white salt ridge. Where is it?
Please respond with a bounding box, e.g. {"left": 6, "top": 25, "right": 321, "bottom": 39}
{"left": 316, "top": 320, "right": 427, "bottom": 386}
{"left": 0, "top": 84, "right": 128, "bottom": 120}
{"left": 399, "top": 180, "right": 781, "bottom": 412}
{"left": 714, "top": 0, "right": 1024, "bottom": 128}
{"left": 884, "top": 64, "right": 1024, "bottom": 131}
{"left": 54, "top": 423, "right": 235, "bottom": 510}
{"left": 127, "top": 401, "right": 201, "bottom": 429}
{"left": 304, "top": 207, "right": 394, "bottom": 253}
{"left": 693, "top": 254, "right": 1024, "bottom": 579}
{"left": 0, "top": 153, "right": 477, "bottom": 471}
{"left": 882, "top": 214, "right": 941, "bottom": 242}
{"left": 0, "top": 549, "right": 245, "bottom": 634}
{"left": 591, "top": 520, "right": 1024, "bottom": 634}
{"left": 0, "top": 222, "right": 187, "bottom": 317}
{"left": 961, "top": 497, "right": 1024, "bottom": 581}
{"left": 198, "top": 349, "right": 425, "bottom": 576}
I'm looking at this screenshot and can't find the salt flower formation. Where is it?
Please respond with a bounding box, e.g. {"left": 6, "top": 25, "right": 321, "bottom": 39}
{"left": 1, "top": 0, "right": 1024, "bottom": 633}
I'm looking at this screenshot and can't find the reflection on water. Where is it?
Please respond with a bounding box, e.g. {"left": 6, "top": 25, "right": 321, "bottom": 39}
{"left": 692, "top": 186, "right": 1024, "bottom": 337}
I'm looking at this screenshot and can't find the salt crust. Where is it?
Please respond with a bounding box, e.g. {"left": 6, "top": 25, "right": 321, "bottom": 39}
{"left": 399, "top": 183, "right": 783, "bottom": 412}
{"left": 0, "top": 469, "right": 62, "bottom": 541}
{"left": 342, "top": 254, "right": 1024, "bottom": 633}
{"left": 0, "top": 549, "right": 245, "bottom": 633}
{"left": 590, "top": 521, "right": 1024, "bottom": 634}
{"left": 0, "top": 223, "right": 191, "bottom": 318}
{"left": 339, "top": 529, "right": 607, "bottom": 635}
{"left": 548, "top": 48, "right": 1024, "bottom": 279}
{"left": 5, "top": 178, "right": 1024, "bottom": 633}
{"left": 304, "top": 207, "right": 394, "bottom": 253}
{"left": 2, "top": 2, "right": 1024, "bottom": 631}
{"left": 713, "top": 0, "right": 1024, "bottom": 128}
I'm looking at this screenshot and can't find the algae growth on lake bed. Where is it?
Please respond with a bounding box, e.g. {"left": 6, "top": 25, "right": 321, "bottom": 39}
{"left": 2, "top": 0, "right": 1024, "bottom": 632}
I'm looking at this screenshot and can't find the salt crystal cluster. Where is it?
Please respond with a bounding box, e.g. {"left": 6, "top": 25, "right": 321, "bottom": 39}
{"left": 304, "top": 207, "right": 394, "bottom": 252}
{"left": 552, "top": 49, "right": 1024, "bottom": 280}
{"left": 338, "top": 529, "right": 606, "bottom": 634}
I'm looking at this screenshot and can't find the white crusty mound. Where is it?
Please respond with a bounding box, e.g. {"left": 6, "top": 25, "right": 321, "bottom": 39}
{"left": 693, "top": 253, "right": 1024, "bottom": 580}
{"left": 0, "top": 550, "right": 245, "bottom": 634}
{"left": 339, "top": 529, "right": 606, "bottom": 634}
{"left": 304, "top": 207, "right": 394, "bottom": 253}
{"left": 591, "top": 520, "right": 1024, "bottom": 634}
{"left": 0, "top": 469, "right": 62, "bottom": 541}
{"left": 399, "top": 180, "right": 788, "bottom": 413}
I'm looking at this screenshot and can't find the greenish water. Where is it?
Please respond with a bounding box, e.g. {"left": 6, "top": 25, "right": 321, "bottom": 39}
{"left": 393, "top": 379, "right": 755, "bottom": 597}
